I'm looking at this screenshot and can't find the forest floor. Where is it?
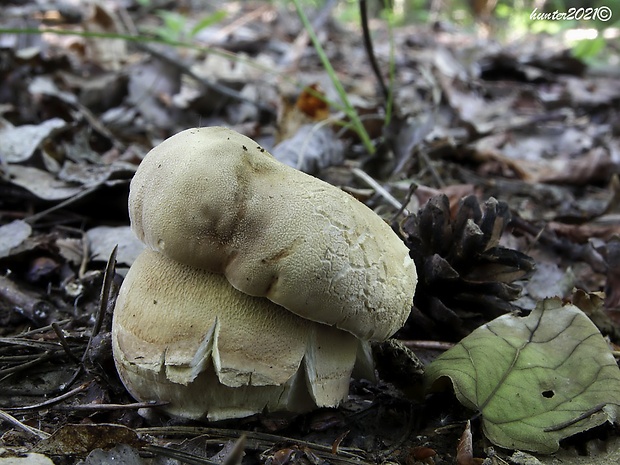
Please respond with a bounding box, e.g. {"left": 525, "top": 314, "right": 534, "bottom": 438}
{"left": 1, "top": 1, "right": 620, "bottom": 464}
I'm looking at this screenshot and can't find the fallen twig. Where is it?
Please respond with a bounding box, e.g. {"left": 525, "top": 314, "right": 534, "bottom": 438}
{"left": 351, "top": 167, "right": 407, "bottom": 214}
{"left": 3, "top": 381, "right": 91, "bottom": 412}
{"left": 0, "top": 409, "right": 51, "bottom": 439}
{"left": 399, "top": 339, "right": 455, "bottom": 351}
{"left": 51, "top": 322, "right": 81, "bottom": 364}
{"left": 137, "top": 426, "right": 369, "bottom": 463}
{"left": 54, "top": 400, "right": 167, "bottom": 411}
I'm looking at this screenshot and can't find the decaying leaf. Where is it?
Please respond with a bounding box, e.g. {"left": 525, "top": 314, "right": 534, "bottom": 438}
{"left": 127, "top": 58, "right": 181, "bottom": 129}
{"left": 0, "top": 453, "right": 54, "bottom": 465}
{"left": 0, "top": 118, "right": 67, "bottom": 163}
{"left": 456, "top": 420, "right": 475, "bottom": 465}
{"left": 2, "top": 165, "right": 85, "bottom": 201}
{"left": 425, "top": 297, "right": 620, "bottom": 454}
{"left": 0, "top": 220, "right": 32, "bottom": 258}
{"left": 86, "top": 226, "right": 145, "bottom": 267}
{"left": 34, "top": 424, "right": 143, "bottom": 455}
{"left": 571, "top": 289, "right": 620, "bottom": 342}
{"left": 276, "top": 83, "right": 331, "bottom": 144}
{"left": 271, "top": 124, "right": 344, "bottom": 173}
{"left": 2, "top": 161, "right": 134, "bottom": 201}
{"left": 78, "top": 443, "right": 146, "bottom": 465}
{"left": 81, "top": 2, "right": 127, "bottom": 70}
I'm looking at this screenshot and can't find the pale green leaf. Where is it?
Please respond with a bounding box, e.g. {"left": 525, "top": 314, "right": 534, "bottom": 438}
{"left": 190, "top": 11, "right": 227, "bottom": 38}
{"left": 425, "top": 298, "right": 620, "bottom": 454}
{"left": 572, "top": 37, "right": 606, "bottom": 60}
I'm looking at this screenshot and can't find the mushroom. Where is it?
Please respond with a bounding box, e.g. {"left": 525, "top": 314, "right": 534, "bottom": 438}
{"left": 129, "top": 127, "right": 416, "bottom": 341}
{"left": 112, "top": 126, "right": 417, "bottom": 420}
{"left": 113, "top": 250, "right": 365, "bottom": 420}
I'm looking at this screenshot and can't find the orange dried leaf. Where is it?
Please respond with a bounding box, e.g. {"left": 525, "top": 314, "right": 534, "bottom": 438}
{"left": 296, "top": 84, "right": 329, "bottom": 120}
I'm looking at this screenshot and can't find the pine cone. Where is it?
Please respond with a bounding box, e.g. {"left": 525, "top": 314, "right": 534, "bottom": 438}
{"left": 399, "top": 194, "right": 535, "bottom": 340}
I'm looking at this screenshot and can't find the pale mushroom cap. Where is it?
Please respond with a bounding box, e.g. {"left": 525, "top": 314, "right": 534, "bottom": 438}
{"left": 112, "top": 249, "right": 361, "bottom": 420}
{"left": 129, "top": 127, "right": 417, "bottom": 341}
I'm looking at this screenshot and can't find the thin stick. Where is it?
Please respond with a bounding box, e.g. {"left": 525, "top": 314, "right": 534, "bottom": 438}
{"left": 134, "top": 41, "right": 275, "bottom": 115}
{"left": 136, "top": 426, "right": 366, "bottom": 460}
{"left": 54, "top": 400, "right": 167, "bottom": 411}
{"left": 391, "top": 182, "right": 417, "bottom": 224}
{"left": 419, "top": 149, "right": 445, "bottom": 188}
{"left": 359, "top": 0, "right": 389, "bottom": 102}
{"left": 24, "top": 185, "right": 99, "bottom": 224}
{"left": 144, "top": 445, "right": 221, "bottom": 465}
{"left": 213, "top": 5, "right": 271, "bottom": 40}
{"left": 544, "top": 403, "right": 606, "bottom": 432}
{"left": 510, "top": 216, "right": 607, "bottom": 273}
{"left": 51, "top": 322, "right": 81, "bottom": 363}
{"left": 73, "top": 246, "right": 117, "bottom": 386}
{"left": 0, "top": 409, "right": 50, "bottom": 439}
{"left": 399, "top": 340, "right": 455, "bottom": 351}
{"left": 3, "top": 382, "right": 91, "bottom": 412}
{"left": 351, "top": 167, "right": 407, "bottom": 214}
{"left": 7, "top": 319, "right": 71, "bottom": 338}
{"left": 116, "top": 8, "right": 274, "bottom": 115}
{"left": 78, "top": 229, "right": 90, "bottom": 280}
{"left": 91, "top": 245, "right": 117, "bottom": 339}
{"left": 0, "top": 352, "right": 54, "bottom": 377}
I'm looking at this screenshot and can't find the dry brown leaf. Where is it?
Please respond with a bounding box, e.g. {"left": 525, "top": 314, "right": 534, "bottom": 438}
{"left": 34, "top": 424, "right": 144, "bottom": 456}
{"left": 547, "top": 221, "right": 620, "bottom": 243}
{"left": 456, "top": 420, "right": 475, "bottom": 465}
{"left": 276, "top": 83, "right": 330, "bottom": 143}
{"left": 82, "top": 2, "right": 127, "bottom": 70}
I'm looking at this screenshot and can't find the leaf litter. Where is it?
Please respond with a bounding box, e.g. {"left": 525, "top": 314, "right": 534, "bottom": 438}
{"left": 0, "top": 1, "right": 619, "bottom": 464}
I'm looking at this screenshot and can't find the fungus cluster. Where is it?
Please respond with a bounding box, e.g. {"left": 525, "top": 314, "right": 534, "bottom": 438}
{"left": 112, "top": 127, "right": 417, "bottom": 420}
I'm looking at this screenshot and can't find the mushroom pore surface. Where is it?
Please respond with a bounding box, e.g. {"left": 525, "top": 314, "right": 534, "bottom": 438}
{"left": 129, "top": 127, "right": 417, "bottom": 341}
{"left": 112, "top": 249, "right": 361, "bottom": 420}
